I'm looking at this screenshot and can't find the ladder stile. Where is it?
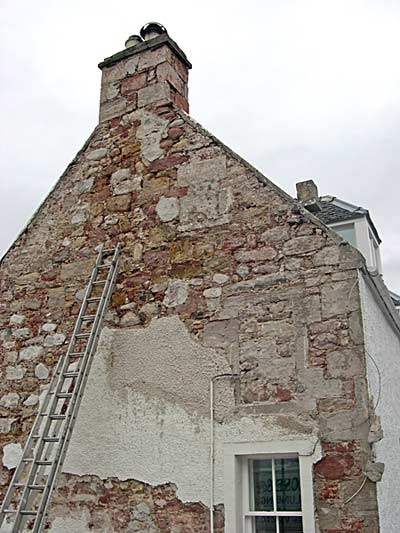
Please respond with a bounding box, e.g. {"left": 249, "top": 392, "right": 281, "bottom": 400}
{"left": 0, "top": 244, "right": 120, "bottom": 533}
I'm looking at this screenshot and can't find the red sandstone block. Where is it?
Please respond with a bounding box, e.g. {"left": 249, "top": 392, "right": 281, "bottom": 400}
{"left": 149, "top": 154, "right": 189, "bottom": 172}
{"left": 174, "top": 92, "right": 189, "bottom": 112}
{"left": 157, "top": 62, "right": 185, "bottom": 94}
{"left": 173, "top": 56, "right": 189, "bottom": 82}
{"left": 120, "top": 72, "right": 147, "bottom": 95}
{"left": 168, "top": 127, "right": 184, "bottom": 140}
{"left": 273, "top": 386, "right": 293, "bottom": 401}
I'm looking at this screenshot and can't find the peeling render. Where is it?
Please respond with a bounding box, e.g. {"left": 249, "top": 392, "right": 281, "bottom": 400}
{"left": 64, "top": 317, "right": 317, "bottom": 506}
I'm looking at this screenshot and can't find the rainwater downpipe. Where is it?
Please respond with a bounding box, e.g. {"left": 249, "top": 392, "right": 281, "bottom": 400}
{"left": 209, "top": 373, "right": 239, "bottom": 533}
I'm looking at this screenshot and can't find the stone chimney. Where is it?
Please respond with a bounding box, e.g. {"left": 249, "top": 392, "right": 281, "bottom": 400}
{"left": 98, "top": 22, "right": 192, "bottom": 123}
{"left": 296, "top": 180, "right": 322, "bottom": 213}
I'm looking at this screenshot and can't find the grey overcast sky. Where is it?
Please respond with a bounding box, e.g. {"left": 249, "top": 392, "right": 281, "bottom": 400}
{"left": 0, "top": 0, "right": 399, "bottom": 291}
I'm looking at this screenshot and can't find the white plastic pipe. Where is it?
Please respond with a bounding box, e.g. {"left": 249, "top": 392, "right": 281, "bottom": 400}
{"left": 209, "top": 374, "right": 239, "bottom": 533}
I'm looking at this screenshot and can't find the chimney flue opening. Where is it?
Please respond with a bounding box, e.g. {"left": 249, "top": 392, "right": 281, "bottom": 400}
{"left": 140, "top": 22, "right": 167, "bottom": 41}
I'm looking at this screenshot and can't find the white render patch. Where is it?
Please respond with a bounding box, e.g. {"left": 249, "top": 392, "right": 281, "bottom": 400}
{"left": 156, "top": 196, "right": 179, "bottom": 222}
{"left": 163, "top": 280, "right": 188, "bottom": 307}
{"left": 135, "top": 110, "right": 168, "bottom": 162}
{"left": 2, "top": 442, "right": 23, "bottom": 469}
{"left": 64, "top": 317, "right": 316, "bottom": 506}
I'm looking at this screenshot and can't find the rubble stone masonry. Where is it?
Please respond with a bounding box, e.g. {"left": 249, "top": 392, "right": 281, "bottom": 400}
{"left": 0, "top": 33, "right": 380, "bottom": 533}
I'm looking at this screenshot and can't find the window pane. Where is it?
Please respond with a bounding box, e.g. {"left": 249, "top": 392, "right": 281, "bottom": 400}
{"left": 250, "top": 459, "right": 273, "bottom": 511}
{"left": 253, "top": 516, "right": 277, "bottom": 533}
{"left": 335, "top": 223, "right": 356, "bottom": 247}
{"left": 279, "top": 516, "right": 303, "bottom": 533}
{"left": 275, "top": 458, "right": 302, "bottom": 511}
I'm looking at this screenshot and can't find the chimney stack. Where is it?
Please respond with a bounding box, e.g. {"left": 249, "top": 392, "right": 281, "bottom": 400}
{"left": 296, "top": 180, "right": 322, "bottom": 213}
{"left": 98, "top": 23, "right": 191, "bottom": 123}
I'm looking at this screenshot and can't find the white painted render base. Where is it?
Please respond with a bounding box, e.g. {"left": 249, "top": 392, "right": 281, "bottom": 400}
{"left": 61, "top": 316, "right": 316, "bottom": 507}
{"left": 360, "top": 275, "right": 400, "bottom": 533}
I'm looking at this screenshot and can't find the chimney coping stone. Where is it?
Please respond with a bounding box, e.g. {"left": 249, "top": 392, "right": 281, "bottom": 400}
{"left": 98, "top": 33, "right": 192, "bottom": 71}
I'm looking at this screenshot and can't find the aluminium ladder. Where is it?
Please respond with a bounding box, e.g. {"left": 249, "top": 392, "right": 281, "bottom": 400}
{"left": 0, "top": 244, "right": 121, "bottom": 533}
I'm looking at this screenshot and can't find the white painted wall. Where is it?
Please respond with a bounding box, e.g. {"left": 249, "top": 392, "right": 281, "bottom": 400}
{"left": 359, "top": 275, "right": 400, "bottom": 533}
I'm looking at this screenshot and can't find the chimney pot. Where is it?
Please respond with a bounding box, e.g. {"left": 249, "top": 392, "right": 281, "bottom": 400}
{"left": 125, "top": 35, "right": 143, "bottom": 49}
{"left": 296, "top": 180, "right": 321, "bottom": 213}
{"left": 140, "top": 22, "right": 167, "bottom": 41}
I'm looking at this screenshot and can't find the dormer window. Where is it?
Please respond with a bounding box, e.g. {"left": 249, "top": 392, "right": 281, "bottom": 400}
{"left": 333, "top": 222, "right": 357, "bottom": 248}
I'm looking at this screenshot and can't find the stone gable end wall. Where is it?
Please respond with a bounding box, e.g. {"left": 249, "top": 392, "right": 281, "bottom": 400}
{"left": 0, "top": 103, "right": 379, "bottom": 532}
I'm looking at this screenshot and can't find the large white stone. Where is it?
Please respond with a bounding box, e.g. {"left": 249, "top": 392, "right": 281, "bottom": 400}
{"left": 203, "top": 287, "right": 222, "bottom": 299}
{"left": 35, "top": 363, "right": 49, "bottom": 380}
{"left": 0, "top": 418, "right": 16, "bottom": 433}
{"left": 12, "top": 327, "right": 32, "bottom": 339}
{"left": 156, "top": 196, "right": 179, "bottom": 222}
{"left": 9, "top": 314, "right": 26, "bottom": 326}
{"left": 111, "top": 169, "right": 142, "bottom": 196}
{"left": 0, "top": 393, "right": 19, "bottom": 409}
{"left": 19, "top": 345, "right": 43, "bottom": 361}
{"left": 75, "top": 177, "right": 94, "bottom": 194}
{"left": 163, "top": 280, "right": 188, "bottom": 307}
{"left": 41, "top": 323, "right": 57, "bottom": 333}
{"left": 213, "top": 273, "right": 230, "bottom": 285}
{"left": 6, "top": 366, "right": 26, "bottom": 380}
{"left": 2, "top": 443, "right": 23, "bottom": 469}
{"left": 87, "top": 148, "right": 108, "bottom": 161}
{"left": 23, "top": 394, "right": 39, "bottom": 407}
{"left": 44, "top": 333, "right": 66, "bottom": 347}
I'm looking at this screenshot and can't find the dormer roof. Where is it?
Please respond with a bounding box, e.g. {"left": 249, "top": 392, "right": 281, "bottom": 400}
{"left": 317, "top": 195, "right": 381, "bottom": 244}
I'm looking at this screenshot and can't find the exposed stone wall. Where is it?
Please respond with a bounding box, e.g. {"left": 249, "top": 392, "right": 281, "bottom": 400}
{"left": 0, "top": 98, "right": 379, "bottom": 531}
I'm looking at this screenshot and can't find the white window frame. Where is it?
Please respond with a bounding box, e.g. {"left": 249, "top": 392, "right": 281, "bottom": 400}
{"left": 224, "top": 440, "right": 320, "bottom": 533}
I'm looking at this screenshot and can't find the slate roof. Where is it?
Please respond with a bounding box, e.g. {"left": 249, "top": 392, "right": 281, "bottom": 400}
{"left": 315, "top": 195, "right": 381, "bottom": 244}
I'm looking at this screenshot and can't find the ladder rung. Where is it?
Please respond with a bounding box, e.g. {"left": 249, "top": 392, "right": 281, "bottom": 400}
{"left": 56, "top": 393, "right": 73, "bottom": 398}
{"left": 49, "top": 414, "right": 66, "bottom": 420}
{"left": 35, "top": 460, "right": 53, "bottom": 466}
{"left": 87, "top": 297, "right": 101, "bottom": 303}
{"left": 43, "top": 436, "right": 60, "bottom": 443}
{"left": 102, "top": 248, "right": 116, "bottom": 255}
{"left": 4, "top": 509, "right": 18, "bottom": 513}
{"left": 20, "top": 510, "right": 38, "bottom": 516}
{"left": 75, "top": 333, "right": 90, "bottom": 339}
{"left": 22, "top": 458, "right": 34, "bottom": 462}
{"left": 69, "top": 352, "right": 85, "bottom": 358}
{"left": 97, "top": 264, "right": 111, "bottom": 270}
{"left": 93, "top": 280, "right": 106, "bottom": 286}
{"left": 28, "top": 484, "right": 46, "bottom": 491}
{"left": 63, "top": 371, "right": 79, "bottom": 378}
{"left": 82, "top": 315, "right": 96, "bottom": 321}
